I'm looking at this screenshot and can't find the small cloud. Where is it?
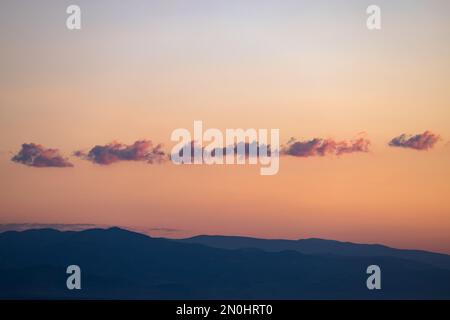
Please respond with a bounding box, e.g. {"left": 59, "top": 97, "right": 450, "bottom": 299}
{"left": 75, "top": 140, "right": 167, "bottom": 165}
{"left": 11, "top": 143, "right": 73, "bottom": 167}
{"left": 72, "top": 150, "right": 86, "bottom": 158}
{"left": 282, "top": 135, "right": 370, "bottom": 157}
{"left": 388, "top": 131, "right": 440, "bottom": 151}
{"left": 171, "top": 140, "right": 272, "bottom": 163}
{"left": 219, "top": 141, "right": 272, "bottom": 158}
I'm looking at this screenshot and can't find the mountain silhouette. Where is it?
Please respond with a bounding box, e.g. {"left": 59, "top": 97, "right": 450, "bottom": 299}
{"left": 1, "top": 227, "right": 450, "bottom": 299}
{"left": 179, "top": 235, "right": 450, "bottom": 270}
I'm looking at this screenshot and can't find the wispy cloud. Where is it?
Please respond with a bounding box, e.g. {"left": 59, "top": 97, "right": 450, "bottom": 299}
{"left": 11, "top": 143, "right": 73, "bottom": 167}
{"left": 75, "top": 140, "right": 167, "bottom": 165}
{"left": 0, "top": 223, "right": 183, "bottom": 237}
{"left": 282, "top": 135, "right": 370, "bottom": 157}
{"left": 125, "top": 226, "right": 183, "bottom": 237}
{"left": 388, "top": 131, "right": 440, "bottom": 151}
{"left": 0, "top": 223, "right": 104, "bottom": 233}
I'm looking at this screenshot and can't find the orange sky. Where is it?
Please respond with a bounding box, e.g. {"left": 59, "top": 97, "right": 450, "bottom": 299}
{"left": 1, "top": 0, "right": 450, "bottom": 253}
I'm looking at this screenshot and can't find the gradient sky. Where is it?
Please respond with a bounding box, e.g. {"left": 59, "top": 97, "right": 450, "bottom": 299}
{"left": 1, "top": 0, "right": 450, "bottom": 253}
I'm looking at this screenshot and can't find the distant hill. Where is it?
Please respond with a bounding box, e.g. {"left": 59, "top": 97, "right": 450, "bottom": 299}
{"left": 1, "top": 228, "right": 450, "bottom": 299}
{"left": 179, "top": 235, "right": 450, "bottom": 270}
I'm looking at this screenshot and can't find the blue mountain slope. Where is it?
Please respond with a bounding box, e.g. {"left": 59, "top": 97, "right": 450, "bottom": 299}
{"left": 179, "top": 235, "right": 450, "bottom": 270}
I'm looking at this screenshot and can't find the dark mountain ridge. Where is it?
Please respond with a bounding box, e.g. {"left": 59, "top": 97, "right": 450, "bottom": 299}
{"left": 1, "top": 228, "right": 449, "bottom": 299}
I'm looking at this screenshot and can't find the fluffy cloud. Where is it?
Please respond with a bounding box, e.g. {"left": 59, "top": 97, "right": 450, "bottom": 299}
{"left": 172, "top": 140, "right": 272, "bottom": 162}
{"left": 282, "top": 136, "right": 370, "bottom": 157}
{"left": 11, "top": 143, "right": 73, "bottom": 167}
{"left": 388, "top": 131, "right": 440, "bottom": 151}
{"left": 75, "top": 140, "right": 166, "bottom": 165}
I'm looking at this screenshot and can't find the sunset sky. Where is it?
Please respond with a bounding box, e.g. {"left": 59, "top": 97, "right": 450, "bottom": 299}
{"left": 1, "top": 0, "right": 450, "bottom": 253}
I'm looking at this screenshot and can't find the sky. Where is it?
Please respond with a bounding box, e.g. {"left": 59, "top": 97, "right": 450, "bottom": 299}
{"left": 1, "top": 0, "right": 450, "bottom": 253}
